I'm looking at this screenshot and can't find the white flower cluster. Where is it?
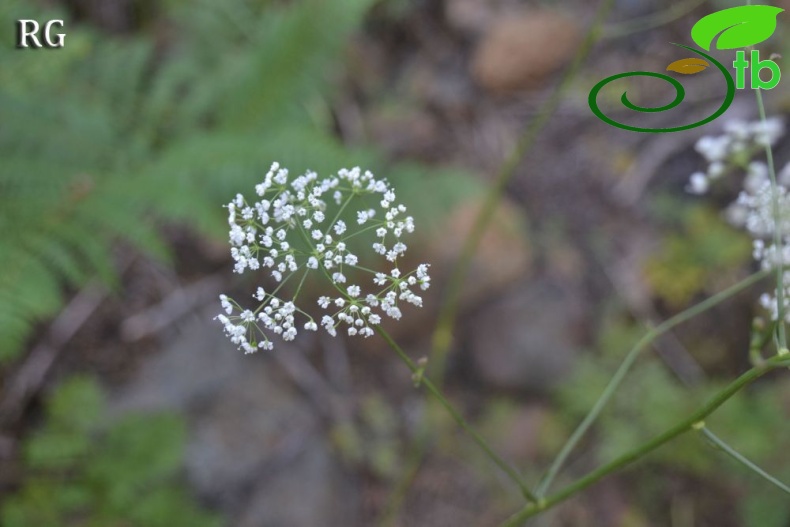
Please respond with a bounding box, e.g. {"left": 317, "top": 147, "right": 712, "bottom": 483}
{"left": 686, "top": 118, "right": 785, "bottom": 195}
{"left": 687, "top": 117, "right": 790, "bottom": 321}
{"left": 215, "top": 162, "right": 431, "bottom": 353}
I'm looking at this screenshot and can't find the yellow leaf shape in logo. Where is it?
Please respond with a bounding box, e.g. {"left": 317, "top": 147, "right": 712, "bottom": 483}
{"left": 666, "top": 57, "right": 710, "bottom": 74}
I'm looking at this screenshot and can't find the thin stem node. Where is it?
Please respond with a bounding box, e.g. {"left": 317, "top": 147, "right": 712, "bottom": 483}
{"left": 374, "top": 326, "right": 537, "bottom": 504}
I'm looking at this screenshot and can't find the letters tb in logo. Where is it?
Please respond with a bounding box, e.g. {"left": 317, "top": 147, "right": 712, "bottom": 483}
{"left": 16, "top": 19, "right": 66, "bottom": 49}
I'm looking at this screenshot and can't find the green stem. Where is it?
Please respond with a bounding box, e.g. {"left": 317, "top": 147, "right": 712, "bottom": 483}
{"left": 374, "top": 325, "right": 537, "bottom": 503}
{"left": 535, "top": 269, "right": 770, "bottom": 496}
{"left": 603, "top": 0, "right": 707, "bottom": 39}
{"left": 328, "top": 192, "right": 354, "bottom": 231}
{"left": 291, "top": 267, "right": 311, "bottom": 302}
{"left": 339, "top": 221, "right": 385, "bottom": 242}
{"left": 502, "top": 355, "right": 790, "bottom": 526}
{"left": 754, "top": 87, "right": 787, "bottom": 350}
{"left": 699, "top": 427, "right": 790, "bottom": 494}
{"left": 428, "top": 0, "right": 617, "bottom": 373}
{"left": 377, "top": 434, "right": 429, "bottom": 526}
{"left": 304, "top": 242, "right": 534, "bottom": 502}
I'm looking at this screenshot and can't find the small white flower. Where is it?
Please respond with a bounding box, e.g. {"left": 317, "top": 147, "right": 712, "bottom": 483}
{"left": 687, "top": 172, "right": 709, "bottom": 195}
{"left": 220, "top": 295, "right": 233, "bottom": 314}
{"left": 707, "top": 162, "right": 725, "bottom": 179}
{"left": 695, "top": 135, "right": 730, "bottom": 162}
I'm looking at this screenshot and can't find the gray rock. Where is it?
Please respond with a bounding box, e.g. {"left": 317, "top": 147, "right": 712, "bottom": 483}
{"left": 466, "top": 279, "right": 584, "bottom": 392}
{"left": 235, "top": 437, "right": 358, "bottom": 527}
{"left": 109, "top": 308, "right": 359, "bottom": 525}
{"left": 109, "top": 310, "right": 247, "bottom": 414}
{"left": 183, "top": 358, "right": 316, "bottom": 509}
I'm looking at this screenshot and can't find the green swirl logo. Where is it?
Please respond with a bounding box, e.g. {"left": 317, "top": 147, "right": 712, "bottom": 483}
{"left": 589, "top": 5, "right": 783, "bottom": 133}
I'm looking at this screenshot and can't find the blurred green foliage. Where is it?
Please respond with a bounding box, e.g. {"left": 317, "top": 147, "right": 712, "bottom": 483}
{"left": 557, "top": 314, "right": 790, "bottom": 527}
{"left": 0, "top": 0, "right": 371, "bottom": 358}
{"left": 0, "top": 0, "right": 487, "bottom": 361}
{"left": 644, "top": 199, "right": 752, "bottom": 308}
{"left": 1, "top": 376, "right": 221, "bottom": 527}
{"left": 331, "top": 394, "right": 403, "bottom": 480}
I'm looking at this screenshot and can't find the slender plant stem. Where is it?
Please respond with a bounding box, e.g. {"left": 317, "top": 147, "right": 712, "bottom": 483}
{"left": 502, "top": 355, "right": 790, "bottom": 526}
{"left": 374, "top": 325, "right": 538, "bottom": 503}
{"left": 386, "top": 3, "right": 616, "bottom": 515}
{"left": 534, "top": 268, "right": 770, "bottom": 496}
{"left": 699, "top": 427, "right": 790, "bottom": 494}
{"left": 428, "top": 0, "right": 616, "bottom": 374}
{"left": 306, "top": 232, "right": 535, "bottom": 502}
{"left": 603, "top": 0, "right": 707, "bottom": 39}
{"left": 376, "top": 437, "right": 427, "bottom": 525}
{"left": 378, "top": 401, "right": 443, "bottom": 527}
{"left": 381, "top": 1, "right": 614, "bottom": 500}
{"left": 754, "top": 87, "right": 788, "bottom": 350}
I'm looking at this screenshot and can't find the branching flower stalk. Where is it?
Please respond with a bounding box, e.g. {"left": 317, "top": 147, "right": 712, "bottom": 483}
{"left": 699, "top": 426, "right": 790, "bottom": 495}
{"left": 747, "top": 0, "right": 788, "bottom": 352}
{"left": 503, "top": 354, "right": 790, "bottom": 526}
{"left": 517, "top": 89, "right": 790, "bottom": 524}
{"left": 534, "top": 267, "right": 770, "bottom": 497}
{"left": 687, "top": 114, "right": 789, "bottom": 341}
{"left": 377, "top": 1, "right": 617, "bottom": 516}
{"left": 215, "top": 163, "right": 535, "bottom": 502}
{"left": 754, "top": 88, "right": 789, "bottom": 350}
{"left": 375, "top": 326, "right": 536, "bottom": 502}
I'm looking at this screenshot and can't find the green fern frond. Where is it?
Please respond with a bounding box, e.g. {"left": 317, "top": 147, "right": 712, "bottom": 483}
{"left": 0, "top": 0, "right": 379, "bottom": 361}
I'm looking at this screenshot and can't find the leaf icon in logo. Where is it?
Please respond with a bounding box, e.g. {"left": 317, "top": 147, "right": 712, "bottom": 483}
{"left": 691, "top": 5, "right": 784, "bottom": 51}
{"left": 666, "top": 57, "right": 710, "bottom": 74}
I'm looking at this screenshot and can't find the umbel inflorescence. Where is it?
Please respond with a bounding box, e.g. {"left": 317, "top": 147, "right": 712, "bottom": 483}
{"left": 687, "top": 117, "right": 790, "bottom": 321}
{"left": 216, "top": 162, "right": 431, "bottom": 353}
